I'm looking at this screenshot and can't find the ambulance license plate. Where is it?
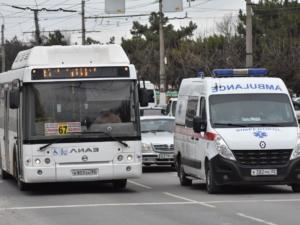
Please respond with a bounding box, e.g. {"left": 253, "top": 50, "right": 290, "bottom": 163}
{"left": 71, "top": 169, "right": 98, "bottom": 176}
{"left": 251, "top": 169, "right": 277, "bottom": 176}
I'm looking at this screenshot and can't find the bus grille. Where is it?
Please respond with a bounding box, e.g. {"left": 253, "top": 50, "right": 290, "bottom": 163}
{"left": 232, "top": 149, "right": 292, "bottom": 166}
{"left": 153, "top": 144, "right": 174, "bottom": 153}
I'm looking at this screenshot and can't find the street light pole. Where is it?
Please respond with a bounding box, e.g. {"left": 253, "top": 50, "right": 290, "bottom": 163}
{"left": 0, "top": 12, "right": 5, "bottom": 72}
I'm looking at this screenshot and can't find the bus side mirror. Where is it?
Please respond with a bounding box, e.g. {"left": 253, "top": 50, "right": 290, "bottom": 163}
{"left": 193, "top": 116, "right": 207, "bottom": 133}
{"left": 9, "top": 88, "right": 20, "bottom": 109}
{"left": 139, "top": 88, "right": 149, "bottom": 107}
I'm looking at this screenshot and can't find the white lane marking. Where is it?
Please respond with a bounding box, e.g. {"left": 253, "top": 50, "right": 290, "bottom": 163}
{"left": 0, "top": 202, "right": 195, "bottom": 211}
{"left": 164, "top": 192, "right": 215, "bottom": 208}
{"left": 128, "top": 180, "right": 152, "bottom": 189}
{"left": 237, "top": 213, "right": 278, "bottom": 225}
{"left": 205, "top": 198, "right": 300, "bottom": 204}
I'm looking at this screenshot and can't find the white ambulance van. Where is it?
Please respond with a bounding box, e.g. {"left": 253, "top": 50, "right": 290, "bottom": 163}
{"left": 174, "top": 68, "right": 300, "bottom": 193}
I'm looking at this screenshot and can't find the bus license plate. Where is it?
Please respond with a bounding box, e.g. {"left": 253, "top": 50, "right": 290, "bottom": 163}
{"left": 159, "top": 154, "right": 173, "bottom": 159}
{"left": 71, "top": 169, "right": 98, "bottom": 176}
{"left": 251, "top": 169, "right": 277, "bottom": 176}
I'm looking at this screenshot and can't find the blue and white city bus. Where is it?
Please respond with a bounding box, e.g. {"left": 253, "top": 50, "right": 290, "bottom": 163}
{"left": 0, "top": 45, "right": 147, "bottom": 190}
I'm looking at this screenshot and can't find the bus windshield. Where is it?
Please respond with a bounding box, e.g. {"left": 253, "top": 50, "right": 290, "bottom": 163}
{"left": 24, "top": 80, "right": 139, "bottom": 140}
{"left": 209, "top": 94, "right": 297, "bottom": 128}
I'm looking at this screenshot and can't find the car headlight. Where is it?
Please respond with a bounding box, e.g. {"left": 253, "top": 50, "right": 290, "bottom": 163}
{"left": 142, "top": 143, "right": 153, "bottom": 153}
{"left": 291, "top": 142, "right": 300, "bottom": 160}
{"left": 215, "top": 135, "right": 236, "bottom": 161}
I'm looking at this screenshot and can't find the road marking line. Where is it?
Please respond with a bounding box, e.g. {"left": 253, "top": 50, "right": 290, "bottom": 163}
{"left": 0, "top": 202, "right": 196, "bottom": 211}
{"left": 205, "top": 198, "right": 300, "bottom": 204}
{"left": 128, "top": 180, "right": 152, "bottom": 189}
{"left": 164, "top": 192, "right": 215, "bottom": 208}
{"left": 237, "top": 213, "right": 278, "bottom": 225}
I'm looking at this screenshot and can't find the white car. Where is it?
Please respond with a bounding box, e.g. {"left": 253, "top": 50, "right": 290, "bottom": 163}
{"left": 140, "top": 116, "right": 175, "bottom": 167}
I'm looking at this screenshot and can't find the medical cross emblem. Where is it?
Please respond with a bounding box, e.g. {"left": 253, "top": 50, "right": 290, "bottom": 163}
{"left": 254, "top": 131, "right": 268, "bottom": 138}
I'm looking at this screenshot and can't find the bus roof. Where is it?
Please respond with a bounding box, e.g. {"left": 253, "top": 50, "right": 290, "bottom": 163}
{"left": 11, "top": 44, "right": 130, "bottom": 70}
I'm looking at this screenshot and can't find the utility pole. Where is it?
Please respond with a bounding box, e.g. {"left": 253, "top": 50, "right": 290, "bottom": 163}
{"left": 245, "top": 0, "right": 253, "bottom": 67}
{"left": 34, "top": 10, "right": 41, "bottom": 45}
{"left": 1, "top": 24, "right": 5, "bottom": 72}
{"left": 81, "top": 0, "right": 86, "bottom": 45}
{"left": 0, "top": 12, "right": 5, "bottom": 72}
{"left": 159, "top": 0, "right": 166, "bottom": 105}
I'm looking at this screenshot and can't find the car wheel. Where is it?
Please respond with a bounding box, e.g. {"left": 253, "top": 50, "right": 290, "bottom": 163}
{"left": 178, "top": 162, "right": 192, "bottom": 186}
{"left": 291, "top": 183, "right": 300, "bottom": 193}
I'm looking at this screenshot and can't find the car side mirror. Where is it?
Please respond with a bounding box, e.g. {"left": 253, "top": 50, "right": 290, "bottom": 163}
{"left": 9, "top": 88, "right": 20, "bottom": 109}
{"left": 193, "top": 116, "right": 207, "bottom": 133}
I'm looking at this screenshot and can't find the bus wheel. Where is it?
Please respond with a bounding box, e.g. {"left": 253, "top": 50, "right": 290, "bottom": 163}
{"left": 112, "top": 179, "right": 127, "bottom": 190}
{"left": 206, "top": 165, "right": 220, "bottom": 194}
{"left": 14, "top": 159, "right": 29, "bottom": 191}
{"left": 291, "top": 184, "right": 300, "bottom": 193}
{"left": 1, "top": 168, "right": 10, "bottom": 179}
{"left": 179, "top": 163, "right": 192, "bottom": 186}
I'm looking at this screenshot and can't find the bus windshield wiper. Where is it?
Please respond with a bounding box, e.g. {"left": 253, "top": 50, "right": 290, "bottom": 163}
{"left": 39, "top": 135, "right": 81, "bottom": 151}
{"left": 39, "top": 131, "right": 128, "bottom": 151}
{"left": 213, "top": 123, "right": 247, "bottom": 127}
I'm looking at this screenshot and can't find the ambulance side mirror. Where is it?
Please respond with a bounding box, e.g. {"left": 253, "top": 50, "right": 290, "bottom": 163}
{"left": 193, "top": 116, "right": 207, "bottom": 133}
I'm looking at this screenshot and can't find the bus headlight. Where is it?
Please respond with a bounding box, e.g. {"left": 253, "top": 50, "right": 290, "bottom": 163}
{"left": 127, "top": 154, "right": 133, "bottom": 161}
{"left": 142, "top": 143, "right": 153, "bottom": 153}
{"left": 215, "top": 135, "right": 236, "bottom": 161}
{"left": 35, "top": 158, "right": 41, "bottom": 164}
{"left": 291, "top": 142, "right": 300, "bottom": 160}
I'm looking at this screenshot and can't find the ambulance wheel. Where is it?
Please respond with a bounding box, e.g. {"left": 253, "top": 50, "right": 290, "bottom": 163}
{"left": 291, "top": 184, "right": 300, "bottom": 193}
{"left": 179, "top": 163, "right": 192, "bottom": 186}
{"left": 113, "top": 179, "right": 127, "bottom": 190}
{"left": 206, "top": 165, "right": 220, "bottom": 194}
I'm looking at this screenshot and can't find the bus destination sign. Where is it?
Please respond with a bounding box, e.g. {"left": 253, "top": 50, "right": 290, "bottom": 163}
{"left": 31, "top": 66, "right": 130, "bottom": 80}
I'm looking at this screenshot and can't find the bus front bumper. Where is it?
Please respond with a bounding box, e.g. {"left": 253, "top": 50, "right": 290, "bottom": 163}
{"left": 22, "top": 162, "right": 142, "bottom": 183}
{"left": 210, "top": 155, "right": 300, "bottom": 186}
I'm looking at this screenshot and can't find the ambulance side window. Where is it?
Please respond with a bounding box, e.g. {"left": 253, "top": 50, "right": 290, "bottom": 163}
{"left": 199, "top": 97, "right": 206, "bottom": 120}
{"left": 185, "top": 97, "right": 198, "bottom": 128}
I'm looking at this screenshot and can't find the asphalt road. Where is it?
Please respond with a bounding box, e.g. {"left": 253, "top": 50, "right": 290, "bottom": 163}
{"left": 0, "top": 167, "right": 299, "bottom": 225}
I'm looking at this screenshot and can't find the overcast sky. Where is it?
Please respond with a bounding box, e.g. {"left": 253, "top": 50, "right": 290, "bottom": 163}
{"left": 0, "top": 0, "right": 251, "bottom": 44}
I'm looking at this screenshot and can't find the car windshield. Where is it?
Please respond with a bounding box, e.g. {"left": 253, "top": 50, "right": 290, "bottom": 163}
{"left": 209, "top": 94, "right": 297, "bottom": 128}
{"left": 24, "top": 80, "right": 139, "bottom": 140}
{"left": 141, "top": 118, "right": 175, "bottom": 133}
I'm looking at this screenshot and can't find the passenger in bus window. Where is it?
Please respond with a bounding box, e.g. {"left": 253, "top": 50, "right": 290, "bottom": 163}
{"left": 95, "top": 111, "right": 121, "bottom": 124}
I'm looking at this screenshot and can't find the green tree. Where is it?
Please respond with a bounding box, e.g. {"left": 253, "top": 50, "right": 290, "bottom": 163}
{"left": 238, "top": 0, "right": 300, "bottom": 93}
{"left": 44, "top": 30, "right": 67, "bottom": 46}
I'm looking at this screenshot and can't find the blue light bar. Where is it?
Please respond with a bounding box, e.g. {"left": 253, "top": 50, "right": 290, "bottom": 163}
{"left": 213, "top": 68, "right": 268, "bottom": 77}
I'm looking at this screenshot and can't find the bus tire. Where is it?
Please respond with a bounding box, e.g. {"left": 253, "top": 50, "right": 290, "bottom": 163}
{"left": 206, "top": 164, "right": 220, "bottom": 194}
{"left": 14, "top": 156, "right": 30, "bottom": 191}
{"left": 291, "top": 184, "right": 300, "bottom": 193}
{"left": 1, "top": 168, "right": 10, "bottom": 179}
{"left": 112, "top": 179, "right": 127, "bottom": 190}
{"left": 178, "top": 161, "right": 192, "bottom": 186}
